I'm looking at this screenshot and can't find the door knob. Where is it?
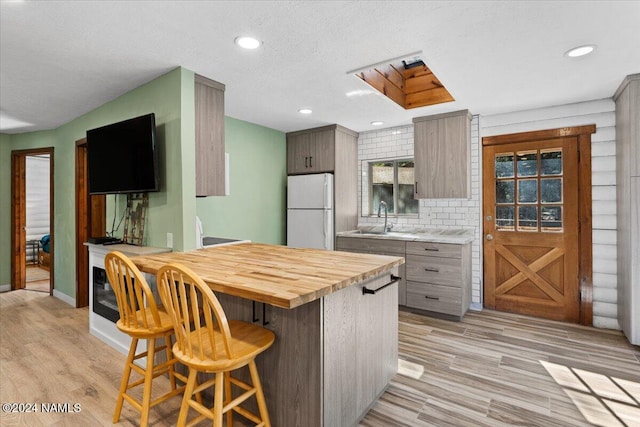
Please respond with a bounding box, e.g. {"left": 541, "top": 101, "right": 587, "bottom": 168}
{"left": 485, "top": 234, "right": 494, "bottom": 241}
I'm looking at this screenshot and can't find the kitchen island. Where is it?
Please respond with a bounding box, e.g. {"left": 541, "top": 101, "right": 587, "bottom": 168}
{"left": 131, "top": 243, "right": 404, "bottom": 427}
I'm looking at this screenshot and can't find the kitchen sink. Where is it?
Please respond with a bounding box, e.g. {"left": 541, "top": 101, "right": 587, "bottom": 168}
{"left": 347, "top": 229, "right": 415, "bottom": 238}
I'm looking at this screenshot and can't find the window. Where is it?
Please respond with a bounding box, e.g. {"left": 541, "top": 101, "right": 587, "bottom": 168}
{"left": 368, "top": 159, "right": 419, "bottom": 215}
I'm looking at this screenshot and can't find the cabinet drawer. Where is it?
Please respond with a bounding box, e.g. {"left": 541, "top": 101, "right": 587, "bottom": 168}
{"left": 406, "top": 241, "right": 462, "bottom": 258}
{"left": 335, "top": 237, "right": 405, "bottom": 255}
{"left": 406, "top": 281, "right": 462, "bottom": 316}
{"left": 406, "top": 255, "right": 462, "bottom": 287}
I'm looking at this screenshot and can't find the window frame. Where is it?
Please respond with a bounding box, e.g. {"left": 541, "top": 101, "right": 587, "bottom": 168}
{"left": 366, "top": 157, "right": 418, "bottom": 217}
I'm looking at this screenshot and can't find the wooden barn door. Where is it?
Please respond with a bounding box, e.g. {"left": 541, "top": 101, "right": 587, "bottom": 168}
{"left": 483, "top": 126, "right": 594, "bottom": 323}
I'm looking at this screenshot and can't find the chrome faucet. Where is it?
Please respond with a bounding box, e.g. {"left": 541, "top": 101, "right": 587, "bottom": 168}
{"left": 377, "top": 201, "right": 389, "bottom": 233}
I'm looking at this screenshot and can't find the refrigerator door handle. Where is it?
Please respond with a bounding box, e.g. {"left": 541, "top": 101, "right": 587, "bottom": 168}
{"left": 323, "top": 177, "right": 327, "bottom": 208}
{"left": 324, "top": 209, "right": 330, "bottom": 244}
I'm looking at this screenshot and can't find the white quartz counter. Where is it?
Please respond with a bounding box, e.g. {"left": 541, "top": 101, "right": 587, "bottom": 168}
{"left": 336, "top": 226, "right": 474, "bottom": 244}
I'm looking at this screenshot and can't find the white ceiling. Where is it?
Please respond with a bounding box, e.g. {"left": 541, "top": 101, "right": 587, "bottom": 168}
{"left": 1, "top": 1, "right": 639, "bottom": 135}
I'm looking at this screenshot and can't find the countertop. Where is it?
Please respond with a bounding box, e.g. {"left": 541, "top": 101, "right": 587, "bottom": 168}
{"left": 84, "top": 242, "right": 171, "bottom": 256}
{"left": 336, "top": 226, "right": 475, "bottom": 244}
{"left": 130, "top": 242, "right": 403, "bottom": 309}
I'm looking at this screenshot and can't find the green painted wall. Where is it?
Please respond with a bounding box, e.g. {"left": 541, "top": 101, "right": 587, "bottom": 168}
{"left": 196, "top": 117, "right": 286, "bottom": 245}
{"left": 0, "top": 68, "right": 190, "bottom": 298}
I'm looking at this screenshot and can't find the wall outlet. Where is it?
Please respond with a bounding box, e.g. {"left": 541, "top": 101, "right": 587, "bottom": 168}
{"left": 166, "top": 232, "right": 173, "bottom": 249}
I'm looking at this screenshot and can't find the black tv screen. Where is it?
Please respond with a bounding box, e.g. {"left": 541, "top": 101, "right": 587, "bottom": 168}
{"left": 87, "top": 113, "right": 159, "bottom": 194}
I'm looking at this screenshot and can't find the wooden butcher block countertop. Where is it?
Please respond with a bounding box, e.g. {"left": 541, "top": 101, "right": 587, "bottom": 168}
{"left": 131, "top": 242, "right": 404, "bottom": 309}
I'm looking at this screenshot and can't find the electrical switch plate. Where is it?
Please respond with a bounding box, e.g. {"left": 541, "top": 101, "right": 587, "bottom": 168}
{"left": 167, "top": 232, "right": 173, "bottom": 249}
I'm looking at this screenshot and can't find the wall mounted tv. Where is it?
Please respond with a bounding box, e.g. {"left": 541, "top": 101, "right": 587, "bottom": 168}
{"left": 87, "top": 113, "right": 159, "bottom": 194}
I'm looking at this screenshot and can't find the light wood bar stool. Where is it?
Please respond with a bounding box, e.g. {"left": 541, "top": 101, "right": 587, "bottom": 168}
{"left": 105, "top": 251, "right": 188, "bottom": 427}
{"left": 157, "top": 262, "right": 275, "bottom": 427}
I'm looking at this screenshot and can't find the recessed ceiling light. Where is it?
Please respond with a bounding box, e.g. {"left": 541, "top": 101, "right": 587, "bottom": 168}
{"left": 565, "top": 45, "right": 596, "bottom": 58}
{"left": 235, "top": 36, "right": 261, "bottom": 50}
{"left": 371, "top": 121, "right": 384, "bottom": 126}
{"left": 298, "top": 108, "right": 312, "bottom": 114}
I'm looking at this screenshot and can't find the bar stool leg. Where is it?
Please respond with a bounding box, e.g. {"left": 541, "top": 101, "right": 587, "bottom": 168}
{"left": 164, "top": 332, "right": 177, "bottom": 391}
{"left": 249, "top": 360, "right": 271, "bottom": 427}
{"left": 224, "top": 371, "right": 233, "bottom": 427}
{"left": 140, "top": 337, "right": 156, "bottom": 427}
{"left": 177, "top": 369, "right": 198, "bottom": 427}
{"left": 213, "top": 371, "right": 224, "bottom": 427}
{"left": 113, "top": 337, "right": 138, "bottom": 423}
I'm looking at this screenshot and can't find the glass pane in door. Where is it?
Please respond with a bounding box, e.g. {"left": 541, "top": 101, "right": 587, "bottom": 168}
{"left": 541, "top": 149, "right": 562, "bottom": 176}
{"left": 517, "top": 151, "right": 538, "bottom": 177}
{"left": 496, "top": 180, "right": 514, "bottom": 203}
{"left": 518, "top": 206, "right": 538, "bottom": 231}
{"left": 496, "top": 154, "right": 514, "bottom": 178}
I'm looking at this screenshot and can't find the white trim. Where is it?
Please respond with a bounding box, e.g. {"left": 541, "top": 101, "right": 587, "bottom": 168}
{"left": 0, "top": 284, "right": 10, "bottom": 293}
{"left": 53, "top": 289, "right": 75, "bottom": 306}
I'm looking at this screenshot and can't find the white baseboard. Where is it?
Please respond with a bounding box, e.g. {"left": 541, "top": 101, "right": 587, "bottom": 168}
{"left": 0, "top": 284, "right": 10, "bottom": 293}
{"left": 53, "top": 289, "right": 75, "bottom": 306}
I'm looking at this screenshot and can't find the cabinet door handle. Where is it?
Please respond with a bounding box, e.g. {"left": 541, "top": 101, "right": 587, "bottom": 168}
{"left": 363, "top": 274, "right": 401, "bottom": 295}
{"left": 252, "top": 301, "right": 259, "bottom": 323}
{"left": 305, "top": 156, "right": 308, "bottom": 168}
{"left": 262, "top": 303, "right": 269, "bottom": 326}
{"left": 424, "top": 268, "right": 440, "bottom": 272}
{"left": 309, "top": 156, "right": 313, "bottom": 167}
{"left": 415, "top": 181, "right": 418, "bottom": 194}
{"left": 424, "top": 295, "right": 440, "bottom": 300}
{"left": 424, "top": 248, "right": 440, "bottom": 252}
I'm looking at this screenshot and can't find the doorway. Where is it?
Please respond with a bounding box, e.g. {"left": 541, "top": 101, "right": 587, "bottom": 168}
{"left": 482, "top": 126, "right": 595, "bottom": 325}
{"left": 11, "top": 148, "right": 54, "bottom": 294}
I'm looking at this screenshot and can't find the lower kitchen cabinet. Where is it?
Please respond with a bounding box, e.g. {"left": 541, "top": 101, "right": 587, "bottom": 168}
{"left": 405, "top": 241, "right": 471, "bottom": 319}
{"left": 337, "top": 236, "right": 472, "bottom": 319}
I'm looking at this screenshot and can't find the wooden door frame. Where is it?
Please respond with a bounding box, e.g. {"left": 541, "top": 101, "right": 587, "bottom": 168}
{"left": 11, "top": 147, "right": 54, "bottom": 294}
{"left": 482, "top": 125, "right": 595, "bottom": 325}
{"left": 75, "top": 138, "right": 106, "bottom": 308}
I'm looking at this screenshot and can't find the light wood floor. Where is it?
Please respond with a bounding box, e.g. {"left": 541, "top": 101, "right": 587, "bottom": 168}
{"left": 1, "top": 291, "right": 638, "bottom": 427}
{"left": 25, "top": 266, "right": 50, "bottom": 293}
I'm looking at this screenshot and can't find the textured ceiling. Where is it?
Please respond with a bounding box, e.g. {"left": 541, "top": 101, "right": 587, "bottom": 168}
{"left": 1, "top": 1, "right": 639, "bottom": 134}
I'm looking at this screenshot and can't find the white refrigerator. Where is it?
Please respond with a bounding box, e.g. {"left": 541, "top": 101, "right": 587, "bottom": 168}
{"left": 287, "top": 173, "right": 334, "bottom": 250}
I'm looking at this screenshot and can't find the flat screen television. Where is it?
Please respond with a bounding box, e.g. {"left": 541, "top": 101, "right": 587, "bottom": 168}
{"left": 87, "top": 113, "right": 159, "bottom": 194}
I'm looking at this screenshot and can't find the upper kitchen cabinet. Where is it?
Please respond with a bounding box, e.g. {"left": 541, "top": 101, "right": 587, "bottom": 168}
{"left": 287, "top": 124, "right": 359, "bottom": 232}
{"left": 413, "top": 110, "right": 472, "bottom": 199}
{"left": 286, "top": 126, "right": 339, "bottom": 174}
{"left": 195, "top": 74, "right": 225, "bottom": 197}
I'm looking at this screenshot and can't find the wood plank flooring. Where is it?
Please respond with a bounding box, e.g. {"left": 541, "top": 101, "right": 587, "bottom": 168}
{"left": 360, "top": 307, "right": 640, "bottom": 427}
{"left": 1, "top": 290, "right": 638, "bottom": 426}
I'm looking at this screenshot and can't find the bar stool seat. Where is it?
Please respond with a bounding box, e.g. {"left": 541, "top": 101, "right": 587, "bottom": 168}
{"left": 105, "top": 251, "right": 188, "bottom": 427}
{"left": 157, "top": 262, "right": 275, "bottom": 427}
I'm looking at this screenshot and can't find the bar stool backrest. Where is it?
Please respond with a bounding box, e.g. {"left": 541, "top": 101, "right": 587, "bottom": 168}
{"left": 104, "top": 251, "right": 163, "bottom": 332}
{"left": 157, "top": 263, "right": 233, "bottom": 362}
